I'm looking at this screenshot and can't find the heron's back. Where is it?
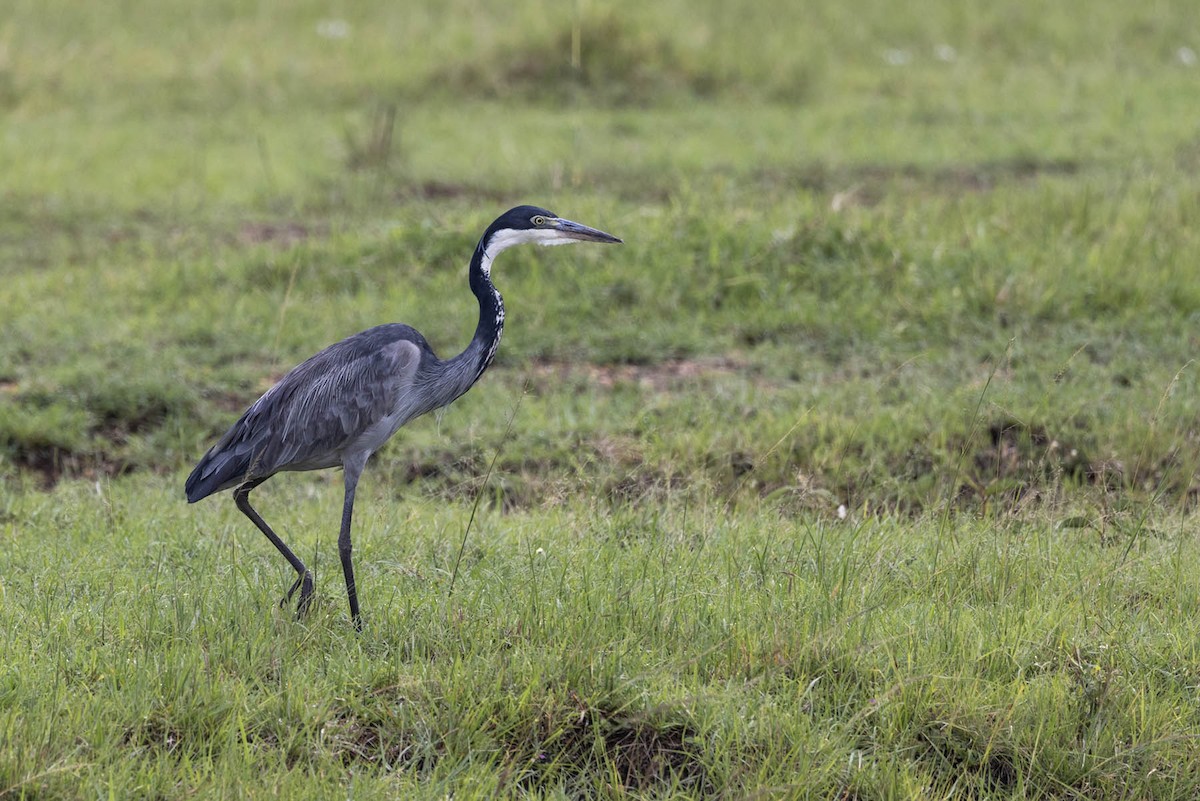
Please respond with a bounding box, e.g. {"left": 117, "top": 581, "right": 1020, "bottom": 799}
{"left": 186, "top": 325, "right": 431, "bottom": 502}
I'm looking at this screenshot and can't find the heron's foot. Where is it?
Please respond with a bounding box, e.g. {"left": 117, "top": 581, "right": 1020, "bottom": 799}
{"left": 280, "top": 570, "right": 315, "bottom": 617}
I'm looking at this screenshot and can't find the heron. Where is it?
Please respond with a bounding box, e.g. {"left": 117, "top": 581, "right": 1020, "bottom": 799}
{"left": 185, "top": 205, "right": 621, "bottom": 629}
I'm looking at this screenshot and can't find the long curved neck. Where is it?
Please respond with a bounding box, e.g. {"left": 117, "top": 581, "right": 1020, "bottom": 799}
{"left": 444, "top": 238, "right": 505, "bottom": 386}
{"left": 467, "top": 240, "right": 505, "bottom": 374}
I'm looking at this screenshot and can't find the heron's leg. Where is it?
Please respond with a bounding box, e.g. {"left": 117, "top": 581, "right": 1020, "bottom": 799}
{"left": 339, "top": 461, "right": 364, "bottom": 631}
{"left": 233, "top": 479, "right": 314, "bottom": 615}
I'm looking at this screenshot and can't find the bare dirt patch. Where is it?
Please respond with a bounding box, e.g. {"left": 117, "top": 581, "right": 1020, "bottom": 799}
{"left": 513, "top": 698, "right": 712, "bottom": 796}
{"left": 321, "top": 687, "right": 710, "bottom": 795}
{"left": 527, "top": 356, "right": 746, "bottom": 393}
{"left": 396, "top": 180, "right": 508, "bottom": 203}
{"left": 3, "top": 441, "right": 132, "bottom": 489}
{"left": 761, "top": 158, "right": 1083, "bottom": 207}
{"left": 237, "top": 222, "right": 314, "bottom": 248}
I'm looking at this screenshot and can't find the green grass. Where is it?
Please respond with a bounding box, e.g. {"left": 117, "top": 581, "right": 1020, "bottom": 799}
{"left": 3, "top": 0, "right": 1200, "bottom": 797}
{"left": 5, "top": 486, "right": 1200, "bottom": 798}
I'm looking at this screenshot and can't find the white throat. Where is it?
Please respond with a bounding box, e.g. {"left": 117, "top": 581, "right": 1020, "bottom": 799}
{"left": 480, "top": 228, "right": 577, "bottom": 276}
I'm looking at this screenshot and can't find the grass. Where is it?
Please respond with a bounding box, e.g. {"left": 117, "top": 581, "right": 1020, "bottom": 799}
{"left": 3, "top": 0, "right": 1200, "bottom": 797}
{"left": 5, "top": 487, "right": 1200, "bottom": 798}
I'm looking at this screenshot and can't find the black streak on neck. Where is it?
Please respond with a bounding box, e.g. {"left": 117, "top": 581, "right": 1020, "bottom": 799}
{"left": 467, "top": 241, "right": 505, "bottom": 380}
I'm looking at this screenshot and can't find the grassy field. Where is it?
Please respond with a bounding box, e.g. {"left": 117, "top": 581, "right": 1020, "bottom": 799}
{"left": 3, "top": 0, "right": 1200, "bottom": 797}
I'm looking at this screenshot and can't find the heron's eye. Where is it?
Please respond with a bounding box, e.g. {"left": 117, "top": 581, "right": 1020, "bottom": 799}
{"left": 531, "top": 215, "right": 547, "bottom": 226}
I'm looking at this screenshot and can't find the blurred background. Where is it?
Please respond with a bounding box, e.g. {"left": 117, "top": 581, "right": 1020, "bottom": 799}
{"left": 1, "top": 0, "right": 1198, "bottom": 511}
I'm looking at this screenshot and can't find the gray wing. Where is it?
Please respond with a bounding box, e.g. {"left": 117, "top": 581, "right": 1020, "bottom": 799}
{"left": 186, "top": 325, "right": 428, "bottom": 501}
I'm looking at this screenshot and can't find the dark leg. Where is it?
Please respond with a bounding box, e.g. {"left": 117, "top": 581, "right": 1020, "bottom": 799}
{"left": 234, "top": 479, "right": 314, "bottom": 616}
{"left": 340, "top": 462, "right": 364, "bottom": 631}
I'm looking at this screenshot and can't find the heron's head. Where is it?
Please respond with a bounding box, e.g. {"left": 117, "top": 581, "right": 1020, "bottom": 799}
{"left": 480, "top": 205, "right": 622, "bottom": 261}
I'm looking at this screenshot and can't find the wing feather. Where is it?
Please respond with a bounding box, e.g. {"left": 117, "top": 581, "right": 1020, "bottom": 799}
{"left": 185, "top": 325, "right": 428, "bottom": 501}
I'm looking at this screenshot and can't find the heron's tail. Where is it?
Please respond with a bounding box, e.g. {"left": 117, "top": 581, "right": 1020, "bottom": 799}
{"left": 185, "top": 436, "right": 255, "bottom": 502}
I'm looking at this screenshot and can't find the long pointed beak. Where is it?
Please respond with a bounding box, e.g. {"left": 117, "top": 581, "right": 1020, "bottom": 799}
{"left": 552, "top": 217, "right": 623, "bottom": 244}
